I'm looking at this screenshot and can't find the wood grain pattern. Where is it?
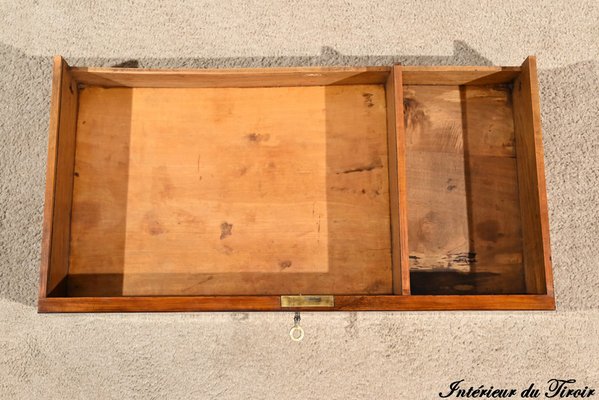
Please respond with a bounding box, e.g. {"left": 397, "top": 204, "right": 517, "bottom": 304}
{"left": 39, "top": 56, "right": 79, "bottom": 298}
{"left": 69, "top": 84, "right": 392, "bottom": 296}
{"left": 385, "top": 65, "right": 410, "bottom": 295}
{"left": 72, "top": 67, "right": 390, "bottom": 88}
{"left": 38, "top": 294, "right": 555, "bottom": 312}
{"left": 512, "top": 56, "right": 554, "bottom": 295}
{"left": 402, "top": 67, "right": 520, "bottom": 85}
{"left": 404, "top": 84, "right": 526, "bottom": 294}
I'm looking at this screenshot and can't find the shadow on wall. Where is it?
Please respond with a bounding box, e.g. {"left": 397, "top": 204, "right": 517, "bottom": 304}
{"left": 0, "top": 40, "right": 596, "bottom": 310}
{"left": 72, "top": 40, "right": 495, "bottom": 68}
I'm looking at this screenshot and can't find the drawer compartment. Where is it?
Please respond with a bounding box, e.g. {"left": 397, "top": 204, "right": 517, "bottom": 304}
{"left": 69, "top": 84, "right": 392, "bottom": 297}
{"left": 38, "top": 57, "right": 553, "bottom": 311}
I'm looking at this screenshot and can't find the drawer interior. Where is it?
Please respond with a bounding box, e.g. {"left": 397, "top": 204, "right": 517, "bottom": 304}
{"left": 68, "top": 84, "right": 393, "bottom": 296}
{"left": 40, "top": 58, "right": 553, "bottom": 310}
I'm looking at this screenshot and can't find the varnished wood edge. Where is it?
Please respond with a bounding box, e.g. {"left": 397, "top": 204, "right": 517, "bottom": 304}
{"left": 394, "top": 66, "right": 410, "bottom": 295}
{"left": 38, "top": 295, "right": 555, "bottom": 313}
{"left": 385, "top": 66, "right": 410, "bottom": 295}
{"left": 72, "top": 65, "right": 392, "bottom": 75}
{"left": 70, "top": 65, "right": 522, "bottom": 87}
{"left": 385, "top": 66, "right": 401, "bottom": 293}
{"left": 520, "top": 56, "right": 554, "bottom": 297}
{"left": 402, "top": 66, "right": 521, "bottom": 72}
{"left": 39, "top": 56, "right": 66, "bottom": 301}
{"left": 402, "top": 66, "right": 521, "bottom": 85}
{"left": 71, "top": 65, "right": 516, "bottom": 75}
{"left": 71, "top": 66, "right": 392, "bottom": 87}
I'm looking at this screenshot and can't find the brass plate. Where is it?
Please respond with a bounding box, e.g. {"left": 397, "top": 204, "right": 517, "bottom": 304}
{"left": 280, "top": 295, "right": 334, "bottom": 308}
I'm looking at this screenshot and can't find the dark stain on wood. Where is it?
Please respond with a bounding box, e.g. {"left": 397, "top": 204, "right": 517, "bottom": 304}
{"left": 446, "top": 178, "right": 457, "bottom": 192}
{"left": 143, "top": 212, "right": 166, "bottom": 236}
{"left": 246, "top": 133, "right": 270, "bottom": 143}
{"left": 330, "top": 186, "right": 380, "bottom": 197}
{"left": 337, "top": 159, "right": 383, "bottom": 174}
{"left": 279, "top": 260, "right": 292, "bottom": 270}
{"left": 409, "top": 252, "right": 476, "bottom": 270}
{"left": 403, "top": 97, "right": 429, "bottom": 127}
{"left": 452, "top": 252, "right": 477, "bottom": 265}
{"left": 362, "top": 92, "right": 374, "bottom": 107}
{"left": 476, "top": 219, "right": 502, "bottom": 242}
{"left": 147, "top": 220, "right": 165, "bottom": 236}
{"left": 410, "top": 270, "right": 500, "bottom": 295}
{"left": 330, "top": 186, "right": 348, "bottom": 192}
{"left": 220, "top": 222, "right": 233, "bottom": 240}
{"left": 182, "top": 275, "right": 214, "bottom": 293}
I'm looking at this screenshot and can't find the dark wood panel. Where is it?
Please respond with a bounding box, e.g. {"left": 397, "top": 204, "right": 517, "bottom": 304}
{"left": 38, "top": 294, "right": 555, "bottom": 312}
{"left": 403, "top": 84, "right": 526, "bottom": 294}
{"left": 334, "top": 294, "right": 554, "bottom": 310}
{"left": 39, "top": 296, "right": 282, "bottom": 312}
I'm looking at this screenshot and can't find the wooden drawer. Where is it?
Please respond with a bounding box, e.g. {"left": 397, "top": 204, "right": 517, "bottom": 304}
{"left": 38, "top": 56, "right": 554, "bottom": 312}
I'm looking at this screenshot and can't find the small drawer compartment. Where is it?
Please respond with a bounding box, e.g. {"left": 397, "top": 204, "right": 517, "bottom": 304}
{"left": 400, "top": 61, "right": 553, "bottom": 298}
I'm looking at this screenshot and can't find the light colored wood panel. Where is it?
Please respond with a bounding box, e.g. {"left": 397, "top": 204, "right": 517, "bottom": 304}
{"left": 404, "top": 85, "right": 525, "bottom": 294}
{"left": 40, "top": 56, "right": 79, "bottom": 297}
{"left": 38, "top": 294, "right": 555, "bottom": 312}
{"left": 512, "top": 56, "right": 553, "bottom": 295}
{"left": 385, "top": 66, "right": 410, "bottom": 295}
{"left": 402, "top": 67, "right": 520, "bottom": 85}
{"left": 71, "top": 67, "right": 390, "bottom": 88}
{"left": 69, "top": 85, "right": 392, "bottom": 296}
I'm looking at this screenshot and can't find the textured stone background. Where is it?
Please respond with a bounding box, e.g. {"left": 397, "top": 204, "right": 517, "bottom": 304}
{"left": 0, "top": 1, "right": 597, "bottom": 399}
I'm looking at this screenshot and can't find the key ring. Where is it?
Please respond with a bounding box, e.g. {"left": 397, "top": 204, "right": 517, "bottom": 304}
{"left": 289, "top": 325, "right": 304, "bottom": 341}
{"left": 289, "top": 311, "right": 304, "bottom": 341}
